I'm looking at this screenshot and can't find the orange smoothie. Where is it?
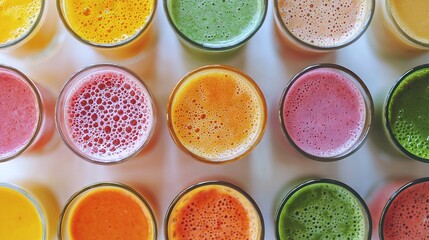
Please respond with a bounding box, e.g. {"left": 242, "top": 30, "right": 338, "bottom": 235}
{"left": 166, "top": 182, "right": 263, "bottom": 240}
{"left": 0, "top": 184, "right": 45, "bottom": 240}
{"left": 60, "top": 184, "right": 156, "bottom": 240}
{"left": 168, "top": 66, "right": 266, "bottom": 163}
{"left": 59, "top": 0, "right": 156, "bottom": 57}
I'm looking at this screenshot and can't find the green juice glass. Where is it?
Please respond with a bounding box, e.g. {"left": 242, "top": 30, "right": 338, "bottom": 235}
{"left": 384, "top": 64, "right": 429, "bottom": 162}
{"left": 275, "top": 179, "right": 372, "bottom": 240}
{"left": 164, "top": 0, "right": 267, "bottom": 52}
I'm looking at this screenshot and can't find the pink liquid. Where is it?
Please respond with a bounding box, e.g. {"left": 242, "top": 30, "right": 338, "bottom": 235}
{"left": 282, "top": 68, "right": 365, "bottom": 157}
{"left": 0, "top": 71, "right": 39, "bottom": 157}
{"left": 382, "top": 181, "right": 429, "bottom": 239}
{"left": 65, "top": 70, "right": 154, "bottom": 162}
{"left": 366, "top": 180, "right": 409, "bottom": 240}
{"left": 277, "top": 0, "right": 369, "bottom": 48}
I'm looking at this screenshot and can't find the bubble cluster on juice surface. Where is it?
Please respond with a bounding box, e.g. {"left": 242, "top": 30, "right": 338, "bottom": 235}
{"left": 169, "top": 0, "right": 264, "bottom": 47}
{"left": 0, "top": 72, "right": 38, "bottom": 155}
{"left": 64, "top": 0, "right": 154, "bottom": 45}
{"left": 170, "top": 69, "right": 264, "bottom": 161}
{"left": 168, "top": 185, "right": 260, "bottom": 240}
{"left": 277, "top": 0, "right": 368, "bottom": 47}
{"left": 65, "top": 70, "right": 153, "bottom": 162}
{"left": 388, "top": 68, "right": 429, "bottom": 160}
{"left": 0, "top": 0, "right": 41, "bottom": 45}
{"left": 69, "top": 187, "right": 153, "bottom": 240}
{"left": 278, "top": 183, "right": 367, "bottom": 240}
{"left": 283, "top": 69, "right": 365, "bottom": 158}
{"left": 382, "top": 182, "right": 429, "bottom": 239}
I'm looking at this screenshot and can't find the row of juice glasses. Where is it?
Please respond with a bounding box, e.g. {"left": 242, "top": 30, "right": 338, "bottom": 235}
{"left": 1, "top": 0, "right": 428, "bottom": 59}
{"left": 2, "top": 177, "right": 428, "bottom": 239}
{"left": 0, "top": 62, "right": 428, "bottom": 164}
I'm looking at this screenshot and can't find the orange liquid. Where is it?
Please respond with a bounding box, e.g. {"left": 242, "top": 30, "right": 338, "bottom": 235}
{"left": 167, "top": 184, "right": 261, "bottom": 239}
{"left": 68, "top": 186, "right": 155, "bottom": 240}
{"left": 170, "top": 67, "right": 265, "bottom": 162}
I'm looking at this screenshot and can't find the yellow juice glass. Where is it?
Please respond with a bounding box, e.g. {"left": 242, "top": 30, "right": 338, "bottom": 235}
{"left": 0, "top": 183, "right": 47, "bottom": 240}
{"left": 372, "top": 0, "right": 429, "bottom": 54}
{"left": 57, "top": 0, "right": 156, "bottom": 59}
{"left": 0, "top": 0, "right": 60, "bottom": 57}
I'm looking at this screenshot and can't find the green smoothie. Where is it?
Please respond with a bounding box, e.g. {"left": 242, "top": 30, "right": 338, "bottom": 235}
{"left": 166, "top": 0, "right": 266, "bottom": 49}
{"left": 387, "top": 66, "right": 429, "bottom": 160}
{"left": 276, "top": 181, "right": 369, "bottom": 240}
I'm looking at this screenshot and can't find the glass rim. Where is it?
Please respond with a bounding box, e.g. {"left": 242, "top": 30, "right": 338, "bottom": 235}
{"left": 0, "top": 0, "right": 46, "bottom": 49}
{"left": 56, "top": 0, "right": 157, "bottom": 49}
{"left": 379, "top": 177, "right": 429, "bottom": 239}
{"left": 278, "top": 63, "right": 374, "bottom": 162}
{"left": 275, "top": 178, "right": 372, "bottom": 240}
{"left": 57, "top": 182, "right": 157, "bottom": 240}
{"left": 384, "top": 0, "right": 429, "bottom": 49}
{"left": 273, "top": 0, "right": 375, "bottom": 51}
{"left": 163, "top": 0, "right": 268, "bottom": 51}
{"left": 0, "top": 183, "right": 47, "bottom": 240}
{"left": 164, "top": 180, "right": 265, "bottom": 240}
{"left": 55, "top": 63, "right": 157, "bottom": 165}
{"left": 384, "top": 63, "right": 429, "bottom": 163}
{"left": 166, "top": 65, "right": 267, "bottom": 164}
{"left": 0, "top": 64, "right": 43, "bottom": 162}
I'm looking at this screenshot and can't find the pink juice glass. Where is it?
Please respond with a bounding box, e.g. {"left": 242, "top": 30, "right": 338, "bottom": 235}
{"left": 0, "top": 65, "right": 56, "bottom": 162}
{"left": 56, "top": 64, "right": 156, "bottom": 164}
{"left": 279, "top": 64, "right": 373, "bottom": 161}
{"left": 379, "top": 178, "right": 429, "bottom": 239}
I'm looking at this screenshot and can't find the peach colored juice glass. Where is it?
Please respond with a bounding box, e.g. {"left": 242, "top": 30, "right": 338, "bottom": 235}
{"left": 167, "top": 65, "right": 267, "bottom": 163}
{"left": 274, "top": 0, "right": 374, "bottom": 52}
{"left": 0, "top": 0, "right": 60, "bottom": 57}
{"left": 57, "top": 0, "right": 156, "bottom": 59}
{"left": 58, "top": 183, "right": 157, "bottom": 240}
{"left": 0, "top": 65, "right": 56, "bottom": 162}
{"left": 165, "top": 181, "right": 264, "bottom": 240}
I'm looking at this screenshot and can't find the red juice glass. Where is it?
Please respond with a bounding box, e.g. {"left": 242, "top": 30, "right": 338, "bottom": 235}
{"left": 0, "top": 65, "right": 56, "bottom": 162}
{"left": 56, "top": 64, "right": 156, "bottom": 164}
{"left": 279, "top": 64, "right": 373, "bottom": 161}
{"left": 379, "top": 178, "right": 429, "bottom": 239}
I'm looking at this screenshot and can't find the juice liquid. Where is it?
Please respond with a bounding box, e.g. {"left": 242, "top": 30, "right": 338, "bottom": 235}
{"left": 168, "top": 66, "right": 266, "bottom": 163}
{"left": 275, "top": 0, "right": 373, "bottom": 51}
{"left": 0, "top": 184, "right": 45, "bottom": 240}
{"left": 166, "top": 0, "right": 266, "bottom": 51}
{"left": 0, "top": 66, "right": 55, "bottom": 161}
{"left": 59, "top": 0, "right": 156, "bottom": 58}
{"left": 0, "top": 0, "right": 59, "bottom": 57}
{"left": 280, "top": 65, "right": 370, "bottom": 160}
{"left": 60, "top": 183, "right": 156, "bottom": 240}
{"left": 166, "top": 182, "right": 263, "bottom": 239}
{"left": 276, "top": 180, "right": 370, "bottom": 240}
{"left": 385, "top": 65, "right": 429, "bottom": 161}
{"left": 381, "top": 179, "right": 429, "bottom": 239}
{"left": 57, "top": 65, "right": 155, "bottom": 163}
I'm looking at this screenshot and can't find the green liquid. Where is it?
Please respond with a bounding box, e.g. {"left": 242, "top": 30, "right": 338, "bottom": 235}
{"left": 387, "top": 67, "right": 429, "bottom": 160}
{"left": 167, "top": 0, "right": 265, "bottom": 48}
{"left": 277, "top": 183, "right": 367, "bottom": 240}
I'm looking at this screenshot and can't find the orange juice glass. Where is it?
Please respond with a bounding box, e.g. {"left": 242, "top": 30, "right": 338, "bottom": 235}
{"left": 57, "top": 0, "right": 156, "bottom": 59}
{"left": 167, "top": 65, "right": 267, "bottom": 164}
{"left": 0, "top": 0, "right": 60, "bottom": 57}
{"left": 58, "top": 183, "right": 157, "bottom": 240}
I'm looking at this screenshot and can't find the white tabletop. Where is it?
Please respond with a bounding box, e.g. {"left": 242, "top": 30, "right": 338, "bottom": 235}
{"left": 1, "top": 0, "right": 429, "bottom": 239}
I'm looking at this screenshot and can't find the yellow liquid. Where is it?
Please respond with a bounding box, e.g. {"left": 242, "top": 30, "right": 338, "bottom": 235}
{"left": 390, "top": 0, "right": 429, "bottom": 44}
{"left": 170, "top": 68, "right": 265, "bottom": 162}
{"left": 0, "top": 186, "right": 43, "bottom": 240}
{"left": 63, "top": 0, "right": 155, "bottom": 45}
{"left": 0, "top": 0, "right": 41, "bottom": 45}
